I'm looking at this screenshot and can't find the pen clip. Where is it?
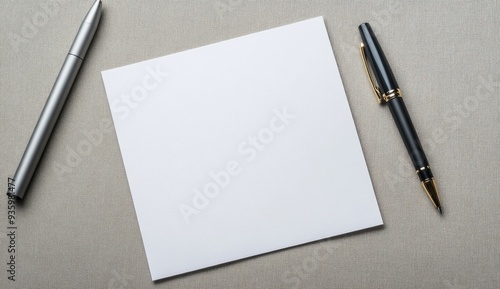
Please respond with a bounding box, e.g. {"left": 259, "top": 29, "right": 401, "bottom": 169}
{"left": 359, "top": 43, "right": 383, "bottom": 104}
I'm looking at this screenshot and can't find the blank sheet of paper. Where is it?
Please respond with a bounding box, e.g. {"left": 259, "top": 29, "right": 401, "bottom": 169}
{"left": 101, "top": 17, "right": 383, "bottom": 281}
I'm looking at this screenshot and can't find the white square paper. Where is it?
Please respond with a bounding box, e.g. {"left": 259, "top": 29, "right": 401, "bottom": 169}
{"left": 101, "top": 17, "right": 382, "bottom": 280}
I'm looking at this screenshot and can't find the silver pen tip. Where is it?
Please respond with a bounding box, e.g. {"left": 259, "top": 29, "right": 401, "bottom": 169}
{"left": 437, "top": 206, "right": 443, "bottom": 215}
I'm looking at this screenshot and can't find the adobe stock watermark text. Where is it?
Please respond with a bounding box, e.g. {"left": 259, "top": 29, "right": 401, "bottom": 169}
{"left": 179, "top": 106, "right": 297, "bottom": 224}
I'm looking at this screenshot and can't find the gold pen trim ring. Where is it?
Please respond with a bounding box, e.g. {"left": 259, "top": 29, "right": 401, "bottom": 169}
{"left": 416, "top": 166, "right": 431, "bottom": 174}
{"left": 382, "top": 88, "right": 402, "bottom": 102}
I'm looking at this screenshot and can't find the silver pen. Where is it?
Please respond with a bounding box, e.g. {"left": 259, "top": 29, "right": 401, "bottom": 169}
{"left": 7, "top": 0, "right": 103, "bottom": 199}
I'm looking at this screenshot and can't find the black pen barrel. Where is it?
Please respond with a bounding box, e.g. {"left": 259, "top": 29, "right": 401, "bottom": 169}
{"left": 387, "top": 98, "right": 433, "bottom": 181}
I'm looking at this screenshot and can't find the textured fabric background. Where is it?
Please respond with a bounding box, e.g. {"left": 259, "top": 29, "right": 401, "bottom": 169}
{"left": 1, "top": 1, "right": 499, "bottom": 288}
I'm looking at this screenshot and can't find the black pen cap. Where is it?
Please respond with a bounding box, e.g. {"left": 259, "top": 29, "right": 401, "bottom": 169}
{"left": 358, "top": 23, "right": 399, "bottom": 94}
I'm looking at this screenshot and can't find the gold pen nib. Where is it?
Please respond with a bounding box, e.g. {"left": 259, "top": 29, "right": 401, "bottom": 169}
{"left": 421, "top": 178, "right": 442, "bottom": 214}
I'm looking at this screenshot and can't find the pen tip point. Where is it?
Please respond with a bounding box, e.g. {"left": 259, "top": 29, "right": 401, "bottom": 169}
{"left": 437, "top": 207, "right": 443, "bottom": 215}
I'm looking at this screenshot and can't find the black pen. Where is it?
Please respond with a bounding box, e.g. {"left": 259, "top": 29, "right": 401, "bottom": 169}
{"left": 358, "top": 23, "right": 442, "bottom": 214}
